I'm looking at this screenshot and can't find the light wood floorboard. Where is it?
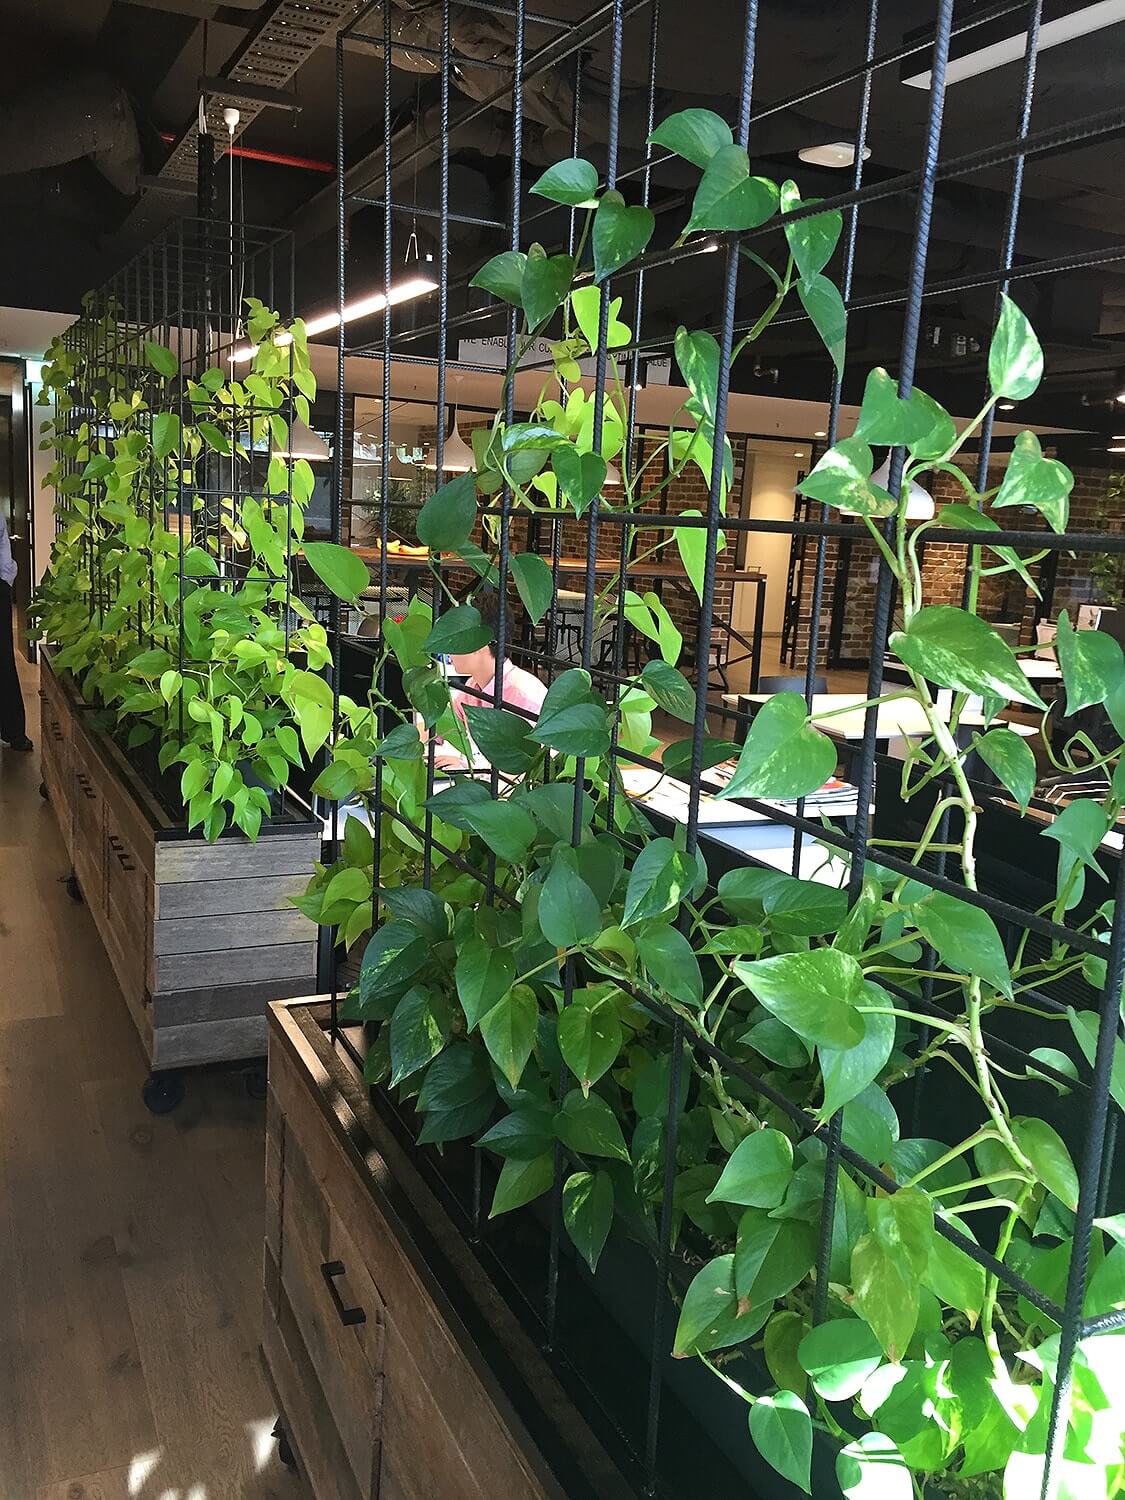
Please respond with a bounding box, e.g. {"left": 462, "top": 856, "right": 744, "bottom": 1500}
{"left": 0, "top": 658, "right": 303, "bottom": 1499}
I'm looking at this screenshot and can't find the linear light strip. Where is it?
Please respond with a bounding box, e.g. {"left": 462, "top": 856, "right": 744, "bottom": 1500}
{"left": 904, "top": 0, "right": 1125, "bottom": 87}
{"left": 230, "top": 276, "right": 438, "bottom": 361}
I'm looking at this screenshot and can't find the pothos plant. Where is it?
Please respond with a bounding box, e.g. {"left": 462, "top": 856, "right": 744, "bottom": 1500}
{"left": 306, "top": 110, "right": 1125, "bottom": 1499}
{"left": 33, "top": 296, "right": 369, "bottom": 839}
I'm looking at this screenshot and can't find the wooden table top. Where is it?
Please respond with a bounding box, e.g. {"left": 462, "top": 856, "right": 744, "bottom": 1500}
{"left": 349, "top": 546, "right": 764, "bottom": 584}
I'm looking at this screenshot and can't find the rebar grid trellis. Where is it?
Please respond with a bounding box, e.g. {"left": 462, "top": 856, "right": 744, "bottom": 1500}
{"left": 39, "top": 217, "right": 339, "bottom": 839}
{"left": 327, "top": 3, "right": 1125, "bottom": 1496}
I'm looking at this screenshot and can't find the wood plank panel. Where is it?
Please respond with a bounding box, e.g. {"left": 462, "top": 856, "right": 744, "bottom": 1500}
{"left": 152, "top": 1013, "right": 268, "bottom": 1069}
{"left": 379, "top": 1320, "right": 490, "bottom": 1500}
{"left": 264, "top": 1267, "right": 366, "bottom": 1500}
{"left": 269, "top": 1003, "right": 638, "bottom": 1500}
{"left": 278, "top": 1140, "right": 384, "bottom": 1495}
{"left": 153, "top": 907, "right": 313, "bottom": 956}
{"left": 151, "top": 940, "right": 316, "bottom": 995}
{"left": 270, "top": 1043, "right": 546, "bottom": 1497}
{"left": 152, "top": 974, "right": 321, "bottom": 1029}
{"left": 155, "top": 871, "right": 311, "bottom": 920}
{"left": 88, "top": 737, "right": 158, "bottom": 881}
{"left": 156, "top": 835, "right": 321, "bottom": 884}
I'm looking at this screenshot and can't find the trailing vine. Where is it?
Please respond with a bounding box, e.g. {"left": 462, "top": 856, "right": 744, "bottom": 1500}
{"left": 306, "top": 110, "right": 1122, "bottom": 1496}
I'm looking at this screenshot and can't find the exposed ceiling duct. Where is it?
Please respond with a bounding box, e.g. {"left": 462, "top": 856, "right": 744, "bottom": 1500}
{"left": 0, "top": 68, "right": 142, "bottom": 195}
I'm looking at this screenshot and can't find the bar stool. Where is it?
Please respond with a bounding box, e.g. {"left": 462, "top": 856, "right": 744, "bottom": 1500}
{"left": 555, "top": 589, "right": 586, "bottom": 665}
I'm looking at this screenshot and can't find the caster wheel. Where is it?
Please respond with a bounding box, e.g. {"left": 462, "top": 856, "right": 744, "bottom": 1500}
{"left": 64, "top": 873, "right": 82, "bottom": 902}
{"left": 142, "top": 1072, "right": 185, "bottom": 1115}
{"left": 39, "top": 780, "right": 48, "bottom": 801}
{"left": 244, "top": 1064, "right": 268, "bottom": 1101}
{"left": 272, "top": 1421, "right": 298, "bottom": 1473}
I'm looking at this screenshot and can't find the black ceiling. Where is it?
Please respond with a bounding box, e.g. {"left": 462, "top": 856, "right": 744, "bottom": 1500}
{"left": 2, "top": 0, "right": 1125, "bottom": 441}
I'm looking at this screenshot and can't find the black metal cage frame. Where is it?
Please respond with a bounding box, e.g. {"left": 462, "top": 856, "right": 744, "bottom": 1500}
{"left": 325, "top": 3, "right": 1125, "bottom": 1496}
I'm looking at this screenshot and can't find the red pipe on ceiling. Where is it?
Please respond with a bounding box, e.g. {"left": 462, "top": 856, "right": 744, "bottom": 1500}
{"left": 159, "top": 132, "right": 333, "bottom": 173}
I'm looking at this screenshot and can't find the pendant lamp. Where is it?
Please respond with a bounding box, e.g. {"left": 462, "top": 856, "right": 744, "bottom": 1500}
{"left": 422, "top": 407, "right": 475, "bottom": 472}
{"left": 272, "top": 416, "right": 331, "bottom": 463}
{"left": 871, "top": 457, "right": 934, "bottom": 521}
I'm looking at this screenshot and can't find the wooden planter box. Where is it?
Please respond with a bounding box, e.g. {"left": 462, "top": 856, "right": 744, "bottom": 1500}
{"left": 39, "top": 649, "right": 320, "bottom": 1071}
{"left": 264, "top": 999, "right": 635, "bottom": 1500}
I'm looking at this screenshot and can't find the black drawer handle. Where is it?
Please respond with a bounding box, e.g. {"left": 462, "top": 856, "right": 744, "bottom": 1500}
{"left": 320, "top": 1260, "right": 366, "bottom": 1327}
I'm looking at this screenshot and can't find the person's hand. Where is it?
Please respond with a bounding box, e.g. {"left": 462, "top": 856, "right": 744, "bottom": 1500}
{"left": 432, "top": 742, "right": 466, "bottom": 770}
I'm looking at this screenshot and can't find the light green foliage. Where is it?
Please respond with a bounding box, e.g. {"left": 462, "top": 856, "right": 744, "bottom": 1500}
{"left": 33, "top": 299, "right": 338, "bottom": 842}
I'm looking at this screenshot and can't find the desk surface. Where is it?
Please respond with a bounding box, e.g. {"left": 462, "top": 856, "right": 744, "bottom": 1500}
{"left": 742, "top": 691, "right": 1039, "bottom": 742}
{"left": 884, "top": 652, "right": 1062, "bottom": 682}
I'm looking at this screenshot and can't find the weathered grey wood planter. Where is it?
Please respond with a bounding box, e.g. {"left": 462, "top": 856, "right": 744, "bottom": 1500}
{"left": 263, "top": 999, "right": 635, "bottom": 1500}
{"left": 39, "top": 648, "right": 319, "bottom": 1073}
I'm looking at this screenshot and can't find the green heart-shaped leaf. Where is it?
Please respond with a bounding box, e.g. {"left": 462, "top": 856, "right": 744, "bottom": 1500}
{"left": 510, "top": 551, "right": 554, "bottom": 625}
{"left": 521, "top": 249, "right": 575, "bottom": 330}
{"left": 780, "top": 179, "right": 842, "bottom": 286}
{"left": 991, "top": 429, "right": 1072, "bottom": 532}
{"left": 529, "top": 157, "right": 599, "bottom": 207}
{"left": 552, "top": 444, "right": 607, "bottom": 515}
{"left": 890, "top": 605, "right": 1047, "bottom": 710}
{"left": 570, "top": 285, "right": 631, "bottom": 350}
{"left": 989, "top": 292, "right": 1043, "bottom": 399}
{"left": 685, "top": 145, "right": 779, "bottom": 235}
{"left": 648, "top": 107, "right": 732, "bottom": 168}
{"left": 422, "top": 603, "right": 493, "bottom": 656}
{"left": 798, "top": 274, "right": 846, "bottom": 378}
{"left": 717, "top": 691, "right": 838, "bottom": 799}
{"left": 593, "top": 191, "right": 655, "bottom": 282}
{"left": 470, "top": 250, "right": 527, "bottom": 306}
{"left": 797, "top": 437, "right": 894, "bottom": 518}
{"left": 853, "top": 368, "right": 934, "bottom": 447}
{"left": 416, "top": 469, "right": 477, "bottom": 550}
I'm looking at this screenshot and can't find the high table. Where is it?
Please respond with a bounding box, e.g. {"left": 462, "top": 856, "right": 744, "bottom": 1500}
{"left": 349, "top": 547, "right": 768, "bottom": 692}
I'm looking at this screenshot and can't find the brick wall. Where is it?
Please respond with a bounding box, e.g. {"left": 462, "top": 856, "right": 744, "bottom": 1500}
{"left": 397, "top": 419, "right": 743, "bottom": 669}
{"left": 1052, "top": 466, "right": 1125, "bottom": 614}
{"left": 793, "top": 452, "right": 1121, "bottom": 670}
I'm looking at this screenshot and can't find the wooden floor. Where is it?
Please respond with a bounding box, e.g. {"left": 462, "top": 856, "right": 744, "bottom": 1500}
{"left": 0, "top": 657, "right": 304, "bottom": 1500}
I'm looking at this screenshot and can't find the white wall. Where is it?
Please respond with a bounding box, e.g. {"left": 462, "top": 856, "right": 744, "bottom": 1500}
{"left": 0, "top": 309, "right": 73, "bottom": 585}
{"left": 733, "top": 444, "right": 804, "bottom": 641}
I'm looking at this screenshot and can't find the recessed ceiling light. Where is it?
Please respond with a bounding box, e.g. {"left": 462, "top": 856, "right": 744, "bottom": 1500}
{"left": 998, "top": 400, "right": 1017, "bottom": 411}
{"left": 1116, "top": 391, "right": 1125, "bottom": 405}
{"left": 798, "top": 141, "right": 872, "bottom": 169}
{"left": 814, "top": 429, "right": 827, "bottom": 438}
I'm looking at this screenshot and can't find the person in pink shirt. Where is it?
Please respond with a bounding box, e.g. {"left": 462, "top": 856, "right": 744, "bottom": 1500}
{"left": 429, "top": 588, "right": 547, "bottom": 771}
